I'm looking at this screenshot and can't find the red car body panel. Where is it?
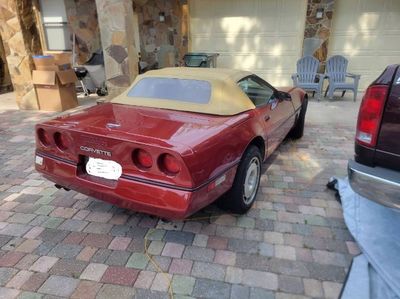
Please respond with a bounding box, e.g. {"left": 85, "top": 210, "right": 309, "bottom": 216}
{"left": 35, "top": 85, "right": 305, "bottom": 219}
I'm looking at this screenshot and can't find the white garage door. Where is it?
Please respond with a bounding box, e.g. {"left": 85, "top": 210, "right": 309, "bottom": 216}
{"left": 329, "top": 0, "right": 400, "bottom": 90}
{"left": 189, "top": 0, "right": 307, "bottom": 86}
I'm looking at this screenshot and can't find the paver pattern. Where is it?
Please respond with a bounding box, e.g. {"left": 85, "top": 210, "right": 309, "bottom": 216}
{"left": 0, "top": 100, "right": 359, "bottom": 298}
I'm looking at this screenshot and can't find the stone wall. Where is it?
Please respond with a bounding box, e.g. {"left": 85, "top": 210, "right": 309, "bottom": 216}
{"left": 0, "top": 0, "right": 42, "bottom": 109}
{"left": 134, "top": 0, "right": 188, "bottom": 69}
{"left": 96, "top": 0, "right": 139, "bottom": 98}
{"left": 303, "top": 0, "right": 335, "bottom": 69}
{"left": 65, "top": 0, "right": 101, "bottom": 64}
{"left": 0, "top": 34, "right": 12, "bottom": 92}
{"left": 16, "top": 0, "right": 42, "bottom": 55}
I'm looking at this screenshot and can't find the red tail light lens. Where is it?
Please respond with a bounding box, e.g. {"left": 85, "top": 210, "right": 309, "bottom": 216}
{"left": 37, "top": 128, "right": 50, "bottom": 146}
{"left": 356, "top": 85, "right": 388, "bottom": 147}
{"left": 133, "top": 149, "right": 153, "bottom": 169}
{"left": 54, "top": 132, "right": 69, "bottom": 150}
{"left": 159, "top": 154, "right": 181, "bottom": 175}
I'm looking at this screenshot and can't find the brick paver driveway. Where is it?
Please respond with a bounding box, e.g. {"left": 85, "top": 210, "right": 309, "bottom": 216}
{"left": 0, "top": 96, "right": 361, "bottom": 299}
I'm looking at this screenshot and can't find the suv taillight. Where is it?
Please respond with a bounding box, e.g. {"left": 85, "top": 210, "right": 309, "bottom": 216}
{"left": 356, "top": 85, "right": 388, "bottom": 147}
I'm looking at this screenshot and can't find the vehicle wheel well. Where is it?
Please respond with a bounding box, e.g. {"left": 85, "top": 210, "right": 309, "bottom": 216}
{"left": 247, "top": 136, "right": 265, "bottom": 160}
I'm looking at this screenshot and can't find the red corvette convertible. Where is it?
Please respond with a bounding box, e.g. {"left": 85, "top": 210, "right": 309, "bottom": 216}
{"left": 35, "top": 68, "right": 307, "bottom": 219}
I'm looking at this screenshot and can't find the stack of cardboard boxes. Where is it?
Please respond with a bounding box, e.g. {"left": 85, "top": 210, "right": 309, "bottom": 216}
{"left": 32, "top": 53, "right": 78, "bottom": 112}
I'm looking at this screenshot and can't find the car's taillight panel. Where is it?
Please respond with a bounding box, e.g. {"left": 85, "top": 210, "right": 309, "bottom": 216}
{"left": 356, "top": 85, "right": 388, "bottom": 147}
{"left": 158, "top": 153, "right": 181, "bottom": 176}
{"left": 35, "top": 124, "right": 193, "bottom": 187}
{"left": 37, "top": 128, "right": 50, "bottom": 146}
{"left": 132, "top": 149, "right": 153, "bottom": 169}
{"left": 54, "top": 132, "right": 69, "bottom": 151}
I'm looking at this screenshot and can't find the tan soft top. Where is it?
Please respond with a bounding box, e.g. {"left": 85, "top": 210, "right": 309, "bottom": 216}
{"left": 112, "top": 67, "right": 256, "bottom": 115}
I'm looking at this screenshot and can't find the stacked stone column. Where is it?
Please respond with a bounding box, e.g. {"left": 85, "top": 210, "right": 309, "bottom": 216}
{"left": 303, "top": 0, "right": 336, "bottom": 71}
{"left": 0, "top": 0, "right": 42, "bottom": 109}
{"left": 96, "top": 0, "right": 139, "bottom": 98}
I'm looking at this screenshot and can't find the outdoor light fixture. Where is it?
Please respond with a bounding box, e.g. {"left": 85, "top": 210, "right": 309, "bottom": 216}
{"left": 316, "top": 7, "right": 324, "bottom": 19}
{"left": 159, "top": 12, "right": 165, "bottom": 22}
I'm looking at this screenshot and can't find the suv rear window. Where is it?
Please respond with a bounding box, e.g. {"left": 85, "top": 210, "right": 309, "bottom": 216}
{"left": 127, "top": 77, "right": 211, "bottom": 104}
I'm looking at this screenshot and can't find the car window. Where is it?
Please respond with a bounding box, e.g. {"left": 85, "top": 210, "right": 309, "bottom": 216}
{"left": 127, "top": 77, "right": 211, "bottom": 104}
{"left": 238, "top": 76, "right": 275, "bottom": 106}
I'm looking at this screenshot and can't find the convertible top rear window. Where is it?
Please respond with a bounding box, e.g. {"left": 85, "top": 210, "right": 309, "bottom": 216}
{"left": 127, "top": 77, "right": 211, "bottom": 104}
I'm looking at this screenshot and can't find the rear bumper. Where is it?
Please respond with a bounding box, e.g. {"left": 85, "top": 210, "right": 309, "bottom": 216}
{"left": 35, "top": 151, "right": 236, "bottom": 219}
{"left": 348, "top": 159, "right": 400, "bottom": 209}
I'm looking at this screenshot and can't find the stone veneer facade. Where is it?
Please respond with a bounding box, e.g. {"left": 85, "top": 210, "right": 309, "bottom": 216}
{"left": 303, "top": 0, "right": 336, "bottom": 70}
{"left": 65, "top": 0, "right": 102, "bottom": 64}
{"left": 134, "top": 0, "right": 188, "bottom": 68}
{"left": 0, "top": 35, "right": 12, "bottom": 92}
{"left": 0, "top": 0, "right": 338, "bottom": 109}
{"left": 96, "top": 0, "right": 139, "bottom": 98}
{"left": 0, "top": 0, "right": 42, "bottom": 109}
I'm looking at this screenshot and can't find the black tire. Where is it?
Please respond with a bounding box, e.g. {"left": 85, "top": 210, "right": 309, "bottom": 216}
{"left": 97, "top": 87, "right": 108, "bottom": 97}
{"left": 218, "top": 145, "right": 262, "bottom": 214}
{"left": 289, "top": 96, "right": 308, "bottom": 139}
{"left": 96, "top": 90, "right": 103, "bottom": 96}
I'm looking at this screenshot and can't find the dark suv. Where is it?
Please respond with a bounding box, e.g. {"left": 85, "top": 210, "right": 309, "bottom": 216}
{"left": 348, "top": 64, "right": 400, "bottom": 208}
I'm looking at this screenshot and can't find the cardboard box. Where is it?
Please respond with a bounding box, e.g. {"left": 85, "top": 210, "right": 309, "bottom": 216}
{"left": 32, "top": 69, "right": 78, "bottom": 112}
{"left": 35, "top": 64, "right": 71, "bottom": 71}
{"left": 32, "top": 53, "right": 78, "bottom": 112}
{"left": 33, "top": 55, "right": 56, "bottom": 70}
{"left": 33, "top": 53, "right": 72, "bottom": 70}
{"left": 44, "top": 51, "right": 72, "bottom": 65}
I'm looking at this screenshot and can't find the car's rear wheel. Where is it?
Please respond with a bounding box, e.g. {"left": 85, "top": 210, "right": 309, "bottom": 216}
{"left": 218, "top": 145, "right": 262, "bottom": 214}
{"left": 289, "top": 96, "right": 308, "bottom": 139}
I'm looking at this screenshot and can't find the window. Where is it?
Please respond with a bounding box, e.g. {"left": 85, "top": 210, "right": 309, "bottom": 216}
{"left": 127, "top": 77, "right": 211, "bottom": 104}
{"left": 39, "top": 0, "right": 71, "bottom": 51}
{"left": 238, "top": 76, "right": 275, "bottom": 106}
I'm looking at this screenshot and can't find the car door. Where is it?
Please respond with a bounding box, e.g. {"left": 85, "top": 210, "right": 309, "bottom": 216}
{"left": 238, "top": 75, "right": 294, "bottom": 157}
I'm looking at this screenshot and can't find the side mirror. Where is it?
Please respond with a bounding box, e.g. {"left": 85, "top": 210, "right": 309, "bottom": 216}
{"left": 275, "top": 91, "right": 292, "bottom": 101}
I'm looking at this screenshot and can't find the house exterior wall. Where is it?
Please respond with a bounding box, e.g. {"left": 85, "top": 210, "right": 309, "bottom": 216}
{"left": 0, "top": 34, "right": 12, "bottom": 92}
{"left": 134, "top": 0, "right": 188, "bottom": 69}
{"left": 0, "top": 0, "right": 42, "bottom": 109}
{"left": 188, "top": 0, "right": 308, "bottom": 86}
{"left": 303, "top": 0, "right": 336, "bottom": 70}
{"left": 96, "top": 0, "right": 139, "bottom": 97}
{"left": 65, "top": 0, "right": 101, "bottom": 64}
{"left": 0, "top": 0, "right": 368, "bottom": 108}
{"left": 329, "top": 0, "right": 400, "bottom": 90}
{"left": 55, "top": 0, "right": 190, "bottom": 97}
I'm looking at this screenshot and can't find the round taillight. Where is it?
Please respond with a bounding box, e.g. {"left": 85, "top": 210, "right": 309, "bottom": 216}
{"left": 54, "top": 132, "right": 68, "bottom": 150}
{"left": 37, "top": 128, "right": 50, "bottom": 146}
{"left": 133, "top": 149, "right": 153, "bottom": 169}
{"left": 159, "top": 154, "right": 180, "bottom": 175}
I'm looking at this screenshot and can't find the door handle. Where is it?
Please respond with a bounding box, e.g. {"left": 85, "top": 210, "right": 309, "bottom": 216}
{"left": 264, "top": 115, "right": 270, "bottom": 122}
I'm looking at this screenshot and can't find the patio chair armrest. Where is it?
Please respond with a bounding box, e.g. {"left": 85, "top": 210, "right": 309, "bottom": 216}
{"left": 291, "top": 73, "right": 299, "bottom": 85}
{"left": 346, "top": 73, "right": 361, "bottom": 79}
